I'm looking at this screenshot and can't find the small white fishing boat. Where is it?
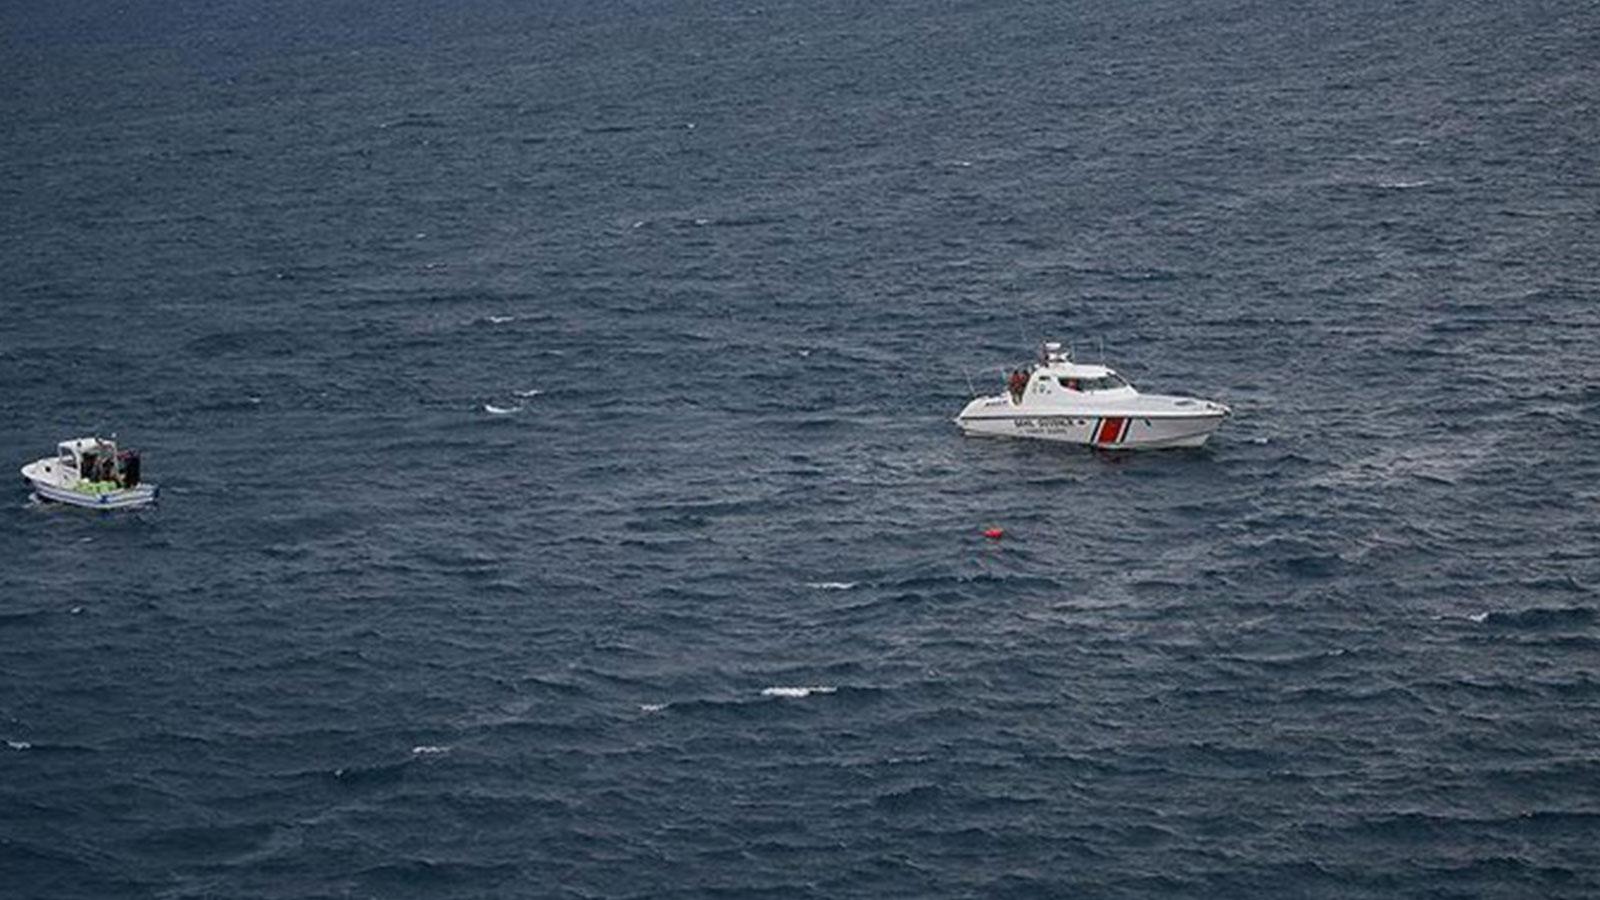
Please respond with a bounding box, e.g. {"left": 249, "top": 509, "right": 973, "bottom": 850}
{"left": 956, "top": 341, "right": 1230, "bottom": 449}
{"left": 21, "top": 437, "right": 157, "bottom": 509}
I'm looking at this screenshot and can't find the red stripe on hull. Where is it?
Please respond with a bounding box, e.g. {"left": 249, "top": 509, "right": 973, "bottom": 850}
{"left": 1095, "top": 417, "right": 1126, "bottom": 444}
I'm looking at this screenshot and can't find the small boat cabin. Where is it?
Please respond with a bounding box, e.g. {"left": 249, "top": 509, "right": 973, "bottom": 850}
{"left": 55, "top": 437, "right": 142, "bottom": 487}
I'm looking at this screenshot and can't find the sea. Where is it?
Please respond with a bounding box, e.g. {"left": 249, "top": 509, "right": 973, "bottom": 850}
{"left": 3, "top": 1, "right": 1598, "bottom": 897}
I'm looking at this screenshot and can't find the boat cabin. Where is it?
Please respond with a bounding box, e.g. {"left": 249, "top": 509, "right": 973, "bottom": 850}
{"left": 1008, "top": 341, "right": 1138, "bottom": 401}
{"left": 55, "top": 437, "right": 142, "bottom": 487}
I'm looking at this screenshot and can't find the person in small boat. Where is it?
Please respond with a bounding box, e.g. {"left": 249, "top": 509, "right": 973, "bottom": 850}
{"left": 119, "top": 450, "right": 141, "bottom": 487}
{"left": 1064, "top": 378, "right": 1080, "bottom": 391}
{"left": 1008, "top": 369, "right": 1028, "bottom": 403}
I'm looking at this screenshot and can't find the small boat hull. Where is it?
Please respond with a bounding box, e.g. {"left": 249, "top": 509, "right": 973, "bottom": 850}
{"left": 21, "top": 456, "right": 158, "bottom": 510}
{"left": 28, "top": 477, "right": 158, "bottom": 509}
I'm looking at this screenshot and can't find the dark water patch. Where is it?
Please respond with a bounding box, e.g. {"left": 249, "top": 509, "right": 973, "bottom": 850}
{"left": 183, "top": 327, "right": 312, "bottom": 358}
{"left": 1278, "top": 685, "right": 1427, "bottom": 707}
{"left": 1480, "top": 758, "right": 1600, "bottom": 791}
{"left": 1480, "top": 606, "right": 1594, "bottom": 629}
{"left": 430, "top": 789, "right": 573, "bottom": 824}
{"left": 1215, "top": 647, "right": 1356, "bottom": 673}
{"left": 1536, "top": 676, "right": 1600, "bottom": 699}
{"left": 1416, "top": 855, "right": 1582, "bottom": 889}
{"left": 318, "top": 759, "right": 413, "bottom": 790}
{"left": 1355, "top": 809, "right": 1600, "bottom": 843}
{"left": 128, "top": 821, "right": 278, "bottom": 861}
{"left": 354, "top": 858, "right": 524, "bottom": 889}
{"left": 0, "top": 608, "right": 54, "bottom": 628}
{"left": 870, "top": 783, "right": 946, "bottom": 814}
{"left": 582, "top": 122, "right": 645, "bottom": 135}
{"left": 381, "top": 113, "right": 449, "bottom": 130}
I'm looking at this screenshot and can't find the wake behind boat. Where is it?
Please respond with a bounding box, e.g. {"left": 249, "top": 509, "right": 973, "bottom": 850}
{"left": 21, "top": 437, "right": 157, "bottom": 509}
{"left": 956, "top": 341, "right": 1230, "bottom": 449}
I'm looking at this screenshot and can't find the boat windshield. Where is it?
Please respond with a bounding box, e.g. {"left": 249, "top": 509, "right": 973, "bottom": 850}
{"left": 1059, "top": 374, "right": 1130, "bottom": 392}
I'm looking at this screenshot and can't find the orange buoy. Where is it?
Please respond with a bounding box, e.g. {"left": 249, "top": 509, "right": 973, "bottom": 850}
{"left": 983, "top": 528, "right": 1005, "bottom": 540}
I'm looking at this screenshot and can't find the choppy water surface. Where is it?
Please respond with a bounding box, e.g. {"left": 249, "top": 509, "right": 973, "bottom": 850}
{"left": 3, "top": 1, "right": 1599, "bottom": 896}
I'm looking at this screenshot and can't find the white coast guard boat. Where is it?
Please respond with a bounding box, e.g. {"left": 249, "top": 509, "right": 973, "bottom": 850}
{"left": 21, "top": 437, "right": 156, "bottom": 509}
{"left": 956, "top": 342, "right": 1230, "bottom": 449}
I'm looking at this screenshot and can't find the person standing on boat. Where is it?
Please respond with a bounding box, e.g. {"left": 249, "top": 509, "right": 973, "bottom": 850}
{"left": 1008, "top": 369, "right": 1028, "bottom": 404}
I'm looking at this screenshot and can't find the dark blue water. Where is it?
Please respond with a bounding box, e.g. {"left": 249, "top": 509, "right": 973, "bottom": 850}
{"left": 4, "top": 1, "right": 1600, "bottom": 896}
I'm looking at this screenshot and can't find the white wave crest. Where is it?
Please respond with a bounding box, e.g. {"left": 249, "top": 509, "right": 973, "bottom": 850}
{"left": 639, "top": 703, "right": 667, "bottom": 713}
{"left": 761, "top": 686, "right": 837, "bottom": 698}
{"left": 485, "top": 314, "right": 515, "bottom": 324}
{"left": 411, "top": 745, "right": 450, "bottom": 755}
{"left": 483, "top": 403, "right": 522, "bottom": 415}
{"left": 805, "top": 581, "right": 857, "bottom": 590}
{"left": 7, "top": 741, "right": 32, "bottom": 751}
{"left": 513, "top": 388, "right": 544, "bottom": 398}
{"left": 1467, "top": 611, "right": 1490, "bottom": 623}
{"left": 1379, "top": 180, "right": 1431, "bottom": 189}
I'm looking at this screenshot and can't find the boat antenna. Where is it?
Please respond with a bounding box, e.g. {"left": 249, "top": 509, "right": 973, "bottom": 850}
{"left": 963, "top": 367, "right": 977, "bottom": 397}
{"left": 1098, "top": 336, "right": 1105, "bottom": 364}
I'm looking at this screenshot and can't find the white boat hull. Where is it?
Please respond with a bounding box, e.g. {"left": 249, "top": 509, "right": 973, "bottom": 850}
{"left": 21, "top": 459, "right": 158, "bottom": 509}
{"left": 956, "top": 411, "right": 1226, "bottom": 448}
{"left": 28, "top": 478, "right": 158, "bottom": 509}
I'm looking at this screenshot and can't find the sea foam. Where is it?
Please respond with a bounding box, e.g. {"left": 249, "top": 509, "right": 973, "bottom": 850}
{"left": 761, "top": 686, "right": 837, "bottom": 698}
